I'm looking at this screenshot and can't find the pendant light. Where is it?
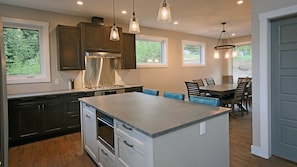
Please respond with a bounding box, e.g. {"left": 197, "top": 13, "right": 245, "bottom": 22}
{"left": 110, "top": 0, "right": 120, "bottom": 41}
{"left": 214, "top": 22, "right": 236, "bottom": 59}
{"left": 129, "top": 0, "right": 140, "bottom": 33}
{"left": 157, "top": 0, "right": 172, "bottom": 22}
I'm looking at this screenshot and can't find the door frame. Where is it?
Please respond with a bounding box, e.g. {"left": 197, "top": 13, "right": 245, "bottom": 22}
{"left": 252, "top": 5, "right": 297, "bottom": 159}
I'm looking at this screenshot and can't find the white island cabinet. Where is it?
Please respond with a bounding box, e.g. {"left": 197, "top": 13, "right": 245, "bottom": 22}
{"left": 79, "top": 92, "right": 230, "bottom": 167}
{"left": 81, "top": 103, "right": 98, "bottom": 162}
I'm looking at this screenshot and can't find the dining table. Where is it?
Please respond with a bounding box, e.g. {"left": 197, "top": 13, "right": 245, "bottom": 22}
{"left": 199, "top": 83, "right": 238, "bottom": 98}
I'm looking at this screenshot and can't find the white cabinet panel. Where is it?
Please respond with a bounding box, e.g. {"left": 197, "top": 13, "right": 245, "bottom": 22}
{"left": 82, "top": 103, "right": 98, "bottom": 162}
{"left": 98, "top": 142, "right": 115, "bottom": 167}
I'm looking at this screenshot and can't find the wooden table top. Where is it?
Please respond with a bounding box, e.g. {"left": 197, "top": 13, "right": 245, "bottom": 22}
{"left": 200, "top": 84, "right": 238, "bottom": 97}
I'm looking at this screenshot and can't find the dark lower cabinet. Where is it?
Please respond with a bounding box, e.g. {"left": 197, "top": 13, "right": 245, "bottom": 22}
{"left": 125, "top": 86, "right": 143, "bottom": 93}
{"left": 8, "top": 92, "right": 94, "bottom": 146}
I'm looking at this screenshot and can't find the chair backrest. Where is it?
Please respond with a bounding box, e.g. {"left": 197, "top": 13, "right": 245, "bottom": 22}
{"left": 143, "top": 88, "right": 159, "bottom": 96}
{"left": 163, "top": 92, "right": 185, "bottom": 101}
{"left": 234, "top": 82, "right": 249, "bottom": 101}
{"left": 222, "top": 75, "right": 233, "bottom": 84}
{"left": 193, "top": 79, "right": 205, "bottom": 87}
{"left": 184, "top": 81, "right": 201, "bottom": 98}
{"left": 205, "top": 77, "right": 215, "bottom": 86}
{"left": 189, "top": 95, "right": 220, "bottom": 106}
{"left": 237, "top": 77, "right": 252, "bottom": 84}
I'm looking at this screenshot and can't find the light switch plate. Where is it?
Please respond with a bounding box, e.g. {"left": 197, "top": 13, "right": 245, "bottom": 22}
{"left": 200, "top": 121, "right": 206, "bottom": 135}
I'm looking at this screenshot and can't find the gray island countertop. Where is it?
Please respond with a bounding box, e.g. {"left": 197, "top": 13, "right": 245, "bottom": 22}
{"left": 79, "top": 92, "right": 230, "bottom": 138}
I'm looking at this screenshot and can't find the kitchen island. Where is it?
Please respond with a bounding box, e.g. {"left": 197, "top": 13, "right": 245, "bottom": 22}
{"left": 79, "top": 92, "right": 230, "bottom": 167}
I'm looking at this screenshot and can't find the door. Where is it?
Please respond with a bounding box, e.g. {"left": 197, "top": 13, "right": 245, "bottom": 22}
{"left": 271, "top": 15, "right": 297, "bottom": 163}
{"left": 0, "top": 16, "right": 8, "bottom": 167}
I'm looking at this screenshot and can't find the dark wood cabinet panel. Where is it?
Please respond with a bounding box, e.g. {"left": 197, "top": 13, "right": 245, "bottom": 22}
{"left": 125, "top": 86, "right": 143, "bottom": 92}
{"left": 120, "top": 33, "right": 136, "bottom": 69}
{"left": 42, "top": 96, "right": 64, "bottom": 134}
{"left": 16, "top": 101, "right": 41, "bottom": 139}
{"left": 56, "top": 25, "right": 82, "bottom": 70}
{"left": 78, "top": 23, "right": 121, "bottom": 57}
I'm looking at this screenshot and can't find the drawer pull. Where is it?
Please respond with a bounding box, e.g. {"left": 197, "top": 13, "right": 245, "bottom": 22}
{"left": 124, "top": 140, "right": 134, "bottom": 148}
{"left": 86, "top": 114, "right": 91, "bottom": 118}
{"left": 122, "top": 124, "right": 133, "bottom": 131}
{"left": 101, "top": 149, "right": 108, "bottom": 156}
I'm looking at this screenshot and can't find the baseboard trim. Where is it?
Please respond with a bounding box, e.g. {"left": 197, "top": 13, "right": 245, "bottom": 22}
{"left": 251, "top": 145, "right": 270, "bottom": 159}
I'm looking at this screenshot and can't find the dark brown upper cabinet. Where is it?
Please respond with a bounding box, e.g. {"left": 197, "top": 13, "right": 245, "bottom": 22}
{"left": 78, "top": 22, "right": 122, "bottom": 53}
{"left": 56, "top": 25, "right": 82, "bottom": 70}
{"left": 119, "top": 33, "right": 136, "bottom": 69}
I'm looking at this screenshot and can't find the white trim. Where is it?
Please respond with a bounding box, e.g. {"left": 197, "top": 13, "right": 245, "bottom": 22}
{"left": 2, "top": 17, "right": 50, "bottom": 84}
{"left": 136, "top": 34, "right": 168, "bottom": 68}
{"left": 181, "top": 40, "right": 206, "bottom": 67}
{"left": 254, "top": 4, "right": 297, "bottom": 159}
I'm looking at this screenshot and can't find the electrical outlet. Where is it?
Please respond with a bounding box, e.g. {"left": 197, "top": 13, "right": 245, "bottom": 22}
{"left": 54, "top": 79, "right": 59, "bottom": 85}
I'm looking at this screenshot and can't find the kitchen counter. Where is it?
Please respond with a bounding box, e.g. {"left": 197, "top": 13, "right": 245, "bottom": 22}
{"left": 7, "top": 85, "right": 142, "bottom": 99}
{"left": 79, "top": 92, "right": 230, "bottom": 137}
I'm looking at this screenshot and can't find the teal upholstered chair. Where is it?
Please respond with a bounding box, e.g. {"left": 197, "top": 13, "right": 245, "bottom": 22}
{"left": 163, "top": 92, "right": 185, "bottom": 101}
{"left": 143, "top": 88, "right": 159, "bottom": 96}
{"left": 189, "top": 95, "right": 220, "bottom": 106}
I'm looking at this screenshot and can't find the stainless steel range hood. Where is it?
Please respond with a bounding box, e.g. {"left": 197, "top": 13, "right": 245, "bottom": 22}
{"left": 85, "top": 50, "right": 121, "bottom": 58}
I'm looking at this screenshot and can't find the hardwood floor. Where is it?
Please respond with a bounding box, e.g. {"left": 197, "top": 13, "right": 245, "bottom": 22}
{"left": 9, "top": 110, "right": 297, "bottom": 167}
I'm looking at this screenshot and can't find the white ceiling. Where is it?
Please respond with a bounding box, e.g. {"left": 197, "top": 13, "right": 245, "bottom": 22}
{"left": 0, "top": 0, "right": 251, "bottom": 38}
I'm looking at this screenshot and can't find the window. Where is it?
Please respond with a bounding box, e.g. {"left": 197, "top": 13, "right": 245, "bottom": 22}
{"left": 3, "top": 17, "right": 50, "bottom": 84}
{"left": 182, "top": 40, "right": 205, "bottom": 67}
{"left": 232, "top": 43, "right": 252, "bottom": 81}
{"left": 136, "top": 35, "right": 167, "bottom": 67}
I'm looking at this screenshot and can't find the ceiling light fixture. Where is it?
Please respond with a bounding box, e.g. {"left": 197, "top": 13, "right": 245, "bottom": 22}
{"left": 110, "top": 0, "right": 120, "bottom": 41}
{"left": 76, "top": 0, "right": 83, "bottom": 5}
{"left": 214, "top": 22, "right": 236, "bottom": 59}
{"left": 157, "top": 0, "right": 172, "bottom": 22}
{"left": 237, "top": 0, "right": 244, "bottom": 4}
{"left": 129, "top": 0, "right": 140, "bottom": 33}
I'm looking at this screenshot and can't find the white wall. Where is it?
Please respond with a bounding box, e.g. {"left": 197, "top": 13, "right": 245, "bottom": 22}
{"left": 251, "top": 0, "right": 297, "bottom": 159}
{"left": 0, "top": 3, "right": 250, "bottom": 97}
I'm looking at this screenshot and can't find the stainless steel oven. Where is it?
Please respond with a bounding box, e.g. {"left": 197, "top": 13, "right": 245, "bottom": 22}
{"left": 97, "top": 110, "right": 114, "bottom": 154}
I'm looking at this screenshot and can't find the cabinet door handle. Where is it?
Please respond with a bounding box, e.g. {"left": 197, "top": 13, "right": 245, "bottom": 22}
{"left": 124, "top": 140, "right": 134, "bottom": 148}
{"left": 101, "top": 149, "right": 108, "bottom": 156}
{"left": 86, "top": 114, "right": 91, "bottom": 118}
{"left": 122, "top": 124, "right": 133, "bottom": 131}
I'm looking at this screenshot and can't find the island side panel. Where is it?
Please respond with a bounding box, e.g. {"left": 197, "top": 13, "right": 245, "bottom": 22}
{"left": 152, "top": 113, "right": 229, "bottom": 167}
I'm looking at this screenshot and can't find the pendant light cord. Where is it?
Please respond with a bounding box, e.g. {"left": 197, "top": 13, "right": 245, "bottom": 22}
{"left": 113, "top": 0, "right": 116, "bottom": 25}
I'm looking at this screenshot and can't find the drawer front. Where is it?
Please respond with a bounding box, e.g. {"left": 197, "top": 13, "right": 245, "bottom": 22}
{"left": 65, "top": 114, "right": 80, "bottom": 129}
{"left": 98, "top": 142, "right": 115, "bottom": 167}
{"left": 116, "top": 134, "right": 148, "bottom": 167}
{"left": 115, "top": 120, "right": 149, "bottom": 143}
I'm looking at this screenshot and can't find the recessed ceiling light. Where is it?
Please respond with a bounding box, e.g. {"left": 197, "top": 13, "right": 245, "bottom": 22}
{"left": 173, "top": 21, "right": 179, "bottom": 25}
{"left": 232, "top": 33, "right": 236, "bottom": 36}
{"left": 237, "top": 0, "right": 244, "bottom": 5}
{"left": 122, "top": 10, "right": 127, "bottom": 14}
{"left": 76, "top": 0, "right": 83, "bottom": 5}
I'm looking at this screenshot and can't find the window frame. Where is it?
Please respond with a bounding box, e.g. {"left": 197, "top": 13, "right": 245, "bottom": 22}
{"left": 136, "top": 35, "right": 168, "bottom": 68}
{"left": 182, "top": 40, "right": 206, "bottom": 67}
{"left": 3, "top": 17, "right": 50, "bottom": 84}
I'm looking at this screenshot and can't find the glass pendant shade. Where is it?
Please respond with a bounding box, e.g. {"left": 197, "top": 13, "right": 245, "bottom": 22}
{"left": 129, "top": 12, "right": 140, "bottom": 33}
{"left": 214, "top": 50, "right": 220, "bottom": 59}
{"left": 110, "top": 24, "right": 120, "bottom": 41}
{"left": 157, "top": 0, "right": 171, "bottom": 22}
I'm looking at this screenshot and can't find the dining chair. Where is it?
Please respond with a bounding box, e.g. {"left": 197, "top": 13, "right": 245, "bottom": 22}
{"left": 222, "top": 75, "right": 233, "bottom": 84}
{"left": 193, "top": 79, "right": 205, "bottom": 87}
{"left": 189, "top": 95, "right": 220, "bottom": 106}
{"left": 184, "top": 81, "right": 202, "bottom": 99}
{"left": 205, "top": 77, "right": 215, "bottom": 86}
{"left": 163, "top": 91, "right": 185, "bottom": 101}
{"left": 237, "top": 77, "right": 252, "bottom": 83}
{"left": 143, "top": 88, "right": 159, "bottom": 96}
{"left": 220, "top": 82, "right": 249, "bottom": 116}
{"left": 243, "top": 81, "right": 252, "bottom": 112}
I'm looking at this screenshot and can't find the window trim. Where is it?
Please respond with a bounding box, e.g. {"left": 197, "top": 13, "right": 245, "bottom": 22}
{"left": 182, "top": 40, "right": 206, "bottom": 67}
{"left": 136, "top": 35, "right": 168, "bottom": 68}
{"left": 3, "top": 17, "right": 50, "bottom": 84}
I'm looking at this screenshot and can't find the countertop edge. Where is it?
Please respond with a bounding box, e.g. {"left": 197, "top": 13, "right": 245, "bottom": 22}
{"left": 7, "top": 85, "right": 143, "bottom": 99}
